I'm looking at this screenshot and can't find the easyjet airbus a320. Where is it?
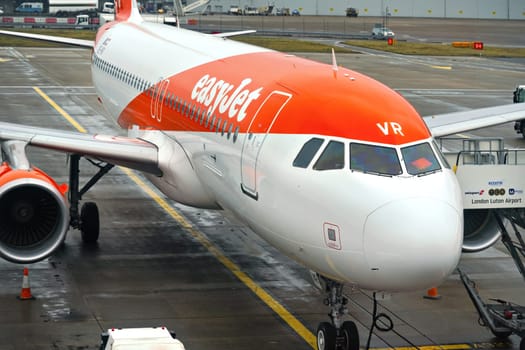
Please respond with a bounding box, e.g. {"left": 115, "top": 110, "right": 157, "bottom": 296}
{"left": 0, "top": 2, "right": 524, "bottom": 349}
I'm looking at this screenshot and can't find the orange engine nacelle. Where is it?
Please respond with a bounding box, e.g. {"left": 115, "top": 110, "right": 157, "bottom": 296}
{"left": 0, "top": 163, "right": 69, "bottom": 264}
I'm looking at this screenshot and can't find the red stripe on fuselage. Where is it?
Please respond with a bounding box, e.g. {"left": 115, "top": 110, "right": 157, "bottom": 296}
{"left": 118, "top": 51, "right": 431, "bottom": 145}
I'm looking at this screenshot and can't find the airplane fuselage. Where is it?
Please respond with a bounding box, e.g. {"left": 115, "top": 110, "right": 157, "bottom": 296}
{"left": 91, "top": 20, "right": 464, "bottom": 291}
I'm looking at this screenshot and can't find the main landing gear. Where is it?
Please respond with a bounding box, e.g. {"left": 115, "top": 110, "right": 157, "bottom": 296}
{"left": 315, "top": 276, "right": 360, "bottom": 350}
{"left": 68, "top": 154, "right": 113, "bottom": 243}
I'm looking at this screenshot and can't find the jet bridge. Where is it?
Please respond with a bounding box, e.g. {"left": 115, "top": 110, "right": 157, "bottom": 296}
{"left": 444, "top": 137, "right": 525, "bottom": 210}
{"left": 441, "top": 137, "right": 525, "bottom": 346}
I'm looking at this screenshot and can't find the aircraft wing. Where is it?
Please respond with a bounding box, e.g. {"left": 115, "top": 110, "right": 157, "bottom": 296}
{"left": 0, "top": 30, "right": 94, "bottom": 48}
{"left": 212, "top": 30, "right": 257, "bottom": 38}
{"left": 0, "top": 121, "right": 161, "bottom": 175}
{"left": 423, "top": 103, "right": 525, "bottom": 137}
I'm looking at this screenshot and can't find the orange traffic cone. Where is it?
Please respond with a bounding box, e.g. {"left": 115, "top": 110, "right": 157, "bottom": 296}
{"left": 424, "top": 287, "right": 441, "bottom": 300}
{"left": 17, "top": 267, "right": 35, "bottom": 300}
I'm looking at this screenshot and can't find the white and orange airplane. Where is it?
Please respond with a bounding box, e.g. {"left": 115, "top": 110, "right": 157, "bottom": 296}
{"left": 1, "top": 2, "right": 524, "bottom": 349}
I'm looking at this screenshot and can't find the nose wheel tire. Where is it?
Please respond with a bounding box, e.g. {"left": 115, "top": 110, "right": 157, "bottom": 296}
{"left": 317, "top": 322, "right": 336, "bottom": 350}
{"left": 316, "top": 321, "right": 359, "bottom": 350}
{"left": 80, "top": 202, "right": 99, "bottom": 243}
{"left": 340, "top": 321, "right": 360, "bottom": 350}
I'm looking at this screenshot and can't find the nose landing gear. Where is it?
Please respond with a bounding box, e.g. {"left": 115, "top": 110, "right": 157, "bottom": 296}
{"left": 315, "top": 277, "right": 360, "bottom": 350}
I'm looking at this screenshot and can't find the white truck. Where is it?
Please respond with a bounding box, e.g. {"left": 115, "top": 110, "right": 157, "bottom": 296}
{"left": 228, "top": 5, "right": 241, "bottom": 15}
{"left": 101, "top": 1, "right": 114, "bottom": 13}
{"left": 49, "top": 0, "right": 101, "bottom": 15}
{"left": 100, "top": 327, "right": 185, "bottom": 350}
{"left": 15, "top": 2, "right": 43, "bottom": 13}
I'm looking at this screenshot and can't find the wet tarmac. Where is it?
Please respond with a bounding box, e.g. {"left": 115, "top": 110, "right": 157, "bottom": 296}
{"left": 179, "top": 15, "right": 525, "bottom": 47}
{"left": 1, "top": 28, "right": 525, "bottom": 350}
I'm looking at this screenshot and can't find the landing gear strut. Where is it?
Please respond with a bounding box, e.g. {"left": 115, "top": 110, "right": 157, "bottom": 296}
{"left": 68, "top": 154, "right": 113, "bottom": 243}
{"left": 316, "top": 278, "right": 359, "bottom": 350}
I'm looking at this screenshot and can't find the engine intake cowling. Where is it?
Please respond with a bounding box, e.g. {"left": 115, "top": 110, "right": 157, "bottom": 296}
{"left": 0, "top": 164, "right": 69, "bottom": 264}
{"left": 463, "top": 208, "right": 501, "bottom": 252}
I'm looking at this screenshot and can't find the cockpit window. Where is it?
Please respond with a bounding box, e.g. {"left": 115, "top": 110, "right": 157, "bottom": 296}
{"left": 293, "top": 138, "right": 324, "bottom": 168}
{"left": 401, "top": 142, "right": 441, "bottom": 175}
{"left": 350, "top": 143, "right": 402, "bottom": 176}
{"left": 432, "top": 140, "right": 451, "bottom": 169}
{"left": 313, "top": 141, "right": 345, "bottom": 170}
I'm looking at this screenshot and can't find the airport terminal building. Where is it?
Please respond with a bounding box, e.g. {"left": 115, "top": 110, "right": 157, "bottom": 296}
{"left": 204, "top": 0, "right": 525, "bottom": 19}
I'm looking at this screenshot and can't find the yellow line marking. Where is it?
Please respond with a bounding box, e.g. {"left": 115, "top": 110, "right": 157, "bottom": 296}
{"left": 375, "top": 345, "right": 471, "bottom": 350}
{"left": 121, "top": 168, "right": 318, "bottom": 348}
{"left": 35, "top": 87, "right": 318, "bottom": 348}
{"left": 33, "top": 87, "right": 87, "bottom": 133}
{"left": 430, "top": 65, "right": 452, "bottom": 70}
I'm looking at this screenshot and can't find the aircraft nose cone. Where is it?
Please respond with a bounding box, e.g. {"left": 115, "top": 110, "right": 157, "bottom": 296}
{"left": 363, "top": 198, "right": 462, "bottom": 291}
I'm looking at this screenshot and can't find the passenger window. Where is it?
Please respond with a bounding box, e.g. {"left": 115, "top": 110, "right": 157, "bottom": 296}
{"left": 293, "top": 138, "right": 324, "bottom": 168}
{"left": 401, "top": 143, "right": 441, "bottom": 175}
{"left": 221, "top": 120, "right": 228, "bottom": 136}
{"left": 210, "top": 116, "right": 216, "bottom": 130}
{"left": 227, "top": 124, "right": 233, "bottom": 139}
{"left": 350, "top": 143, "right": 402, "bottom": 176}
{"left": 313, "top": 141, "right": 345, "bottom": 171}
{"left": 193, "top": 106, "right": 198, "bottom": 120}
{"left": 199, "top": 110, "right": 205, "bottom": 125}
{"left": 233, "top": 126, "right": 239, "bottom": 143}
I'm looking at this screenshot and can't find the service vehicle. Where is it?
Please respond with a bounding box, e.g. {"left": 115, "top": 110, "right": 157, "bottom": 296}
{"left": 102, "top": 1, "right": 114, "bottom": 13}
{"left": 163, "top": 14, "right": 177, "bottom": 26}
{"left": 243, "top": 6, "right": 258, "bottom": 15}
{"left": 228, "top": 5, "right": 240, "bottom": 15}
{"left": 372, "top": 26, "right": 395, "bottom": 39}
{"left": 15, "top": 2, "right": 43, "bottom": 13}
{"left": 345, "top": 7, "right": 358, "bottom": 17}
{"left": 276, "top": 7, "right": 289, "bottom": 15}
{"left": 258, "top": 5, "right": 273, "bottom": 15}
{"left": 50, "top": 0, "right": 99, "bottom": 15}
{"left": 100, "top": 327, "right": 185, "bottom": 350}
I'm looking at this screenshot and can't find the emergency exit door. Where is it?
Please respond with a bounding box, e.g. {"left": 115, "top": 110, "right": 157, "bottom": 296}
{"left": 150, "top": 78, "right": 169, "bottom": 122}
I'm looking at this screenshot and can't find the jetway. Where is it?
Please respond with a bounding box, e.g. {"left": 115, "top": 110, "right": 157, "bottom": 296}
{"left": 173, "top": 0, "right": 210, "bottom": 16}
{"left": 445, "top": 137, "right": 525, "bottom": 210}
{"left": 442, "top": 137, "right": 525, "bottom": 276}
{"left": 441, "top": 137, "right": 525, "bottom": 346}
{"left": 183, "top": 0, "right": 210, "bottom": 14}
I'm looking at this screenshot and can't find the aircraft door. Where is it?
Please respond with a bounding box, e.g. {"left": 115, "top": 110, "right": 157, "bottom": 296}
{"left": 241, "top": 91, "right": 291, "bottom": 199}
{"left": 150, "top": 78, "right": 170, "bottom": 122}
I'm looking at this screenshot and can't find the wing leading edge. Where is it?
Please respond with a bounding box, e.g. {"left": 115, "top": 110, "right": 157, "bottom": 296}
{"left": 0, "top": 30, "right": 94, "bottom": 48}
{"left": 424, "top": 103, "right": 525, "bottom": 138}
{"left": 0, "top": 122, "right": 161, "bottom": 175}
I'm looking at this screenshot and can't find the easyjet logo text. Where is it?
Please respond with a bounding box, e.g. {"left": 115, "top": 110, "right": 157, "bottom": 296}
{"left": 191, "top": 74, "right": 263, "bottom": 122}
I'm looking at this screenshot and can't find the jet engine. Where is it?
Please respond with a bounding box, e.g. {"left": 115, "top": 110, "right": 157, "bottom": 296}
{"left": 0, "top": 163, "right": 69, "bottom": 264}
{"left": 462, "top": 208, "right": 502, "bottom": 252}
